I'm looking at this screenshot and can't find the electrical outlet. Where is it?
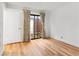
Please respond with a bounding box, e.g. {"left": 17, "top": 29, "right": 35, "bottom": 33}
{"left": 61, "top": 36, "right": 63, "bottom": 39}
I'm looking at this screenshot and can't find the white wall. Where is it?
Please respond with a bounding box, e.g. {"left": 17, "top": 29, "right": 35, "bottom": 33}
{"left": 49, "top": 3, "right": 79, "bottom": 47}
{"left": 0, "top": 3, "right": 3, "bottom": 55}
{"left": 3, "top": 8, "right": 24, "bottom": 44}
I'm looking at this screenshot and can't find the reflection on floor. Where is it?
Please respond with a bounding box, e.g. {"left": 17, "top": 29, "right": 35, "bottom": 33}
{"left": 3, "top": 38, "right": 79, "bottom": 56}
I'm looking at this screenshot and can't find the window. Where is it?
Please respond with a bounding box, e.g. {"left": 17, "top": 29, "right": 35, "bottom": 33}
{"left": 30, "top": 14, "right": 41, "bottom": 39}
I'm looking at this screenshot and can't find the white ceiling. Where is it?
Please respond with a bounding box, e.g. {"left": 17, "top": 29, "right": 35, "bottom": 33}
{"left": 6, "top": 2, "right": 70, "bottom": 11}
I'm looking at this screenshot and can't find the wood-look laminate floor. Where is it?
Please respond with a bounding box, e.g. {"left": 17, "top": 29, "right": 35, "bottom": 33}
{"left": 3, "top": 38, "right": 79, "bottom": 56}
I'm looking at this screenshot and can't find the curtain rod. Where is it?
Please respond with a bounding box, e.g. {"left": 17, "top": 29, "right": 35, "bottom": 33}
{"left": 30, "top": 14, "right": 40, "bottom": 16}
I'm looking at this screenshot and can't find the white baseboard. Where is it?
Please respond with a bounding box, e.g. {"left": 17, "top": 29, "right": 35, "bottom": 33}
{"left": 50, "top": 36, "right": 79, "bottom": 48}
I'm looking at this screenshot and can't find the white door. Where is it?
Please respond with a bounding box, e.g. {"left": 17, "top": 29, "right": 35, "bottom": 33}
{"left": 3, "top": 8, "right": 24, "bottom": 44}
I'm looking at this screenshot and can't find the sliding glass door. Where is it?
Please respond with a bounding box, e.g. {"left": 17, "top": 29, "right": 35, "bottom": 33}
{"left": 30, "top": 15, "right": 34, "bottom": 39}
{"left": 30, "top": 14, "right": 41, "bottom": 40}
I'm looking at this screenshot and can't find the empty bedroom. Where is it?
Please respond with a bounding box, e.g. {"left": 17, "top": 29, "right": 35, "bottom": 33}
{"left": 2, "top": 2, "right": 79, "bottom": 56}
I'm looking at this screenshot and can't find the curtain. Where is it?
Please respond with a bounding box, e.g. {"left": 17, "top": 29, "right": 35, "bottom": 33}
{"left": 23, "top": 9, "right": 30, "bottom": 41}
{"left": 40, "top": 12, "right": 46, "bottom": 39}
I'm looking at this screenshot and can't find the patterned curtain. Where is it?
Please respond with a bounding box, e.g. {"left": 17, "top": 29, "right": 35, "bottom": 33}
{"left": 40, "top": 12, "right": 46, "bottom": 39}
{"left": 23, "top": 9, "right": 30, "bottom": 41}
